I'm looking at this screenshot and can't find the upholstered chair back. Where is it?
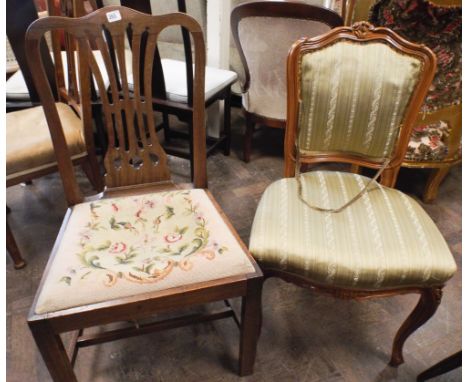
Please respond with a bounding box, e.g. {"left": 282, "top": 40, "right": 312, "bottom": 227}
{"left": 231, "top": 1, "right": 343, "bottom": 121}
{"left": 26, "top": 6, "right": 207, "bottom": 206}
{"left": 284, "top": 22, "right": 436, "bottom": 179}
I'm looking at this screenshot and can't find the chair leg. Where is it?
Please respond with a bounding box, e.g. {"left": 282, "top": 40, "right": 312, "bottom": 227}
{"left": 238, "top": 277, "right": 263, "bottom": 376}
{"left": 189, "top": 122, "right": 195, "bottom": 182}
{"left": 423, "top": 167, "right": 450, "bottom": 203}
{"left": 6, "top": 221, "right": 26, "bottom": 269}
{"left": 390, "top": 287, "right": 442, "bottom": 367}
{"left": 163, "top": 112, "right": 171, "bottom": 143}
{"left": 243, "top": 115, "right": 255, "bottom": 163}
{"left": 29, "top": 320, "right": 77, "bottom": 382}
{"left": 81, "top": 159, "right": 102, "bottom": 193}
{"left": 417, "top": 350, "right": 461, "bottom": 382}
{"left": 223, "top": 89, "right": 231, "bottom": 156}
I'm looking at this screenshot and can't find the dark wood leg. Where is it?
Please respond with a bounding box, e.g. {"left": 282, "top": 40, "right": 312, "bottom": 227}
{"left": 417, "top": 350, "right": 461, "bottom": 381}
{"left": 81, "top": 159, "right": 103, "bottom": 193}
{"left": 223, "top": 89, "right": 231, "bottom": 156}
{"left": 6, "top": 221, "right": 26, "bottom": 269}
{"left": 423, "top": 167, "right": 450, "bottom": 203}
{"left": 238, "top": 277, "right": 263, "bottom": 376}
{"left": 163, "top": 112, "right": 171, "bottom": 143}
{"left": 243, "top": 115, "right": 255, "bottom": 163}
{"left": 390, "top": 287, "right": 442, "bottom": 367}
{"left": 92, "top": 103, "right": 107, "bottom": 155}
{"left": 28, "top": 320, "right": 77, "bottom": 382}
{"left": 189, "top": 121, "right": 195, "bottom": 182}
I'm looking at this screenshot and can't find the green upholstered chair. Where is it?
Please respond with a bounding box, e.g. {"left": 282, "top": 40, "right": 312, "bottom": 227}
{"left": 249, "top": 22, "right": 457, "bottom": 366}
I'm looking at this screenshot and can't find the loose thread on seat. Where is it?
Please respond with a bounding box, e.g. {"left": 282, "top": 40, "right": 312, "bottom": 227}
{"left": 294, "top": 120, "right": 391, "bottom": 213}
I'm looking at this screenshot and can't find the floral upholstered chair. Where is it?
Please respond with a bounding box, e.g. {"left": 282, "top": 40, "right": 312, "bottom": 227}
{"left": 249, "top": 22, "right": 456, "bottom": 366}
{"left": 25, "top": 7, "right": 262, "bottom": 380}
{"left": 369, "top": 0, "right": 461, "bottom": 202}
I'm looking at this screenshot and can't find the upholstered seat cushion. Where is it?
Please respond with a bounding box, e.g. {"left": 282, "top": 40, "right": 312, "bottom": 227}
{"left": 6, "top": 102, "right": 86, "bottom": 177}
{"left": 161, "top": 58, "right": 238, "bottom": 102}
{"left": 125, "top": 52, "right": 238, "bottom": 103}
{"left": 249, "top": 171, "right": 456, "bottom": 290}
{"left": 35, "top": 189, "right": 256, "bottom": 314}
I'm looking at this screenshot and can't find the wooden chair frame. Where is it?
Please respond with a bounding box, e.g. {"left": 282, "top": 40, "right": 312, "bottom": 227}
{"left": 275, "top": 22, "right": 441, "bottom": 366}
{"left": 25, "top": 7, "right": 262, "bottom": 380}
{"left": 231, "top": 0, "right": 343, "bottom": 162}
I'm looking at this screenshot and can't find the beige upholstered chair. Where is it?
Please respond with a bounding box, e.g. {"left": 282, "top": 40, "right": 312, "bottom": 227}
{"left": 25, "top": 7, "right": 262, "bottom": 380}
{"left": 249, "top": 22, "right": 456, "bottom": 366}
{"left": 231, "top": 0, "right": 343, "bottom": 162}
{"left": 6, "top": 0, "right": 102, "bottom": 269}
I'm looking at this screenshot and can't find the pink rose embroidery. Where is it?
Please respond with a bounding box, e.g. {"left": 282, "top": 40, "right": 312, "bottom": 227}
{"left": 110, "top": 242, "right": 127, "bottom": 253}
{"left": 164, "top": 233, "right": 182, "bottom": 243}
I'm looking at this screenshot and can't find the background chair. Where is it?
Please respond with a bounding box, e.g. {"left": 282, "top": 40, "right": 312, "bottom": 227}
{"left": 6, "top": 0, "right": 57, "bottom": 111}
{"left": 348, "top": 0, "right": 461, "bottom": 203}
{"left": 71, "top": 0, "right": 237, "bottom": 181}
{"left": 249, "top": 22, "right": 456, "bottom": 366}
{"left": 25, "top": 7, "right": 262, "bottom": 380}
{"left": 231, "top": 0, "right": 343, "bottom": 162}
{"left": 6, "top": 0, "right": 102, "bottom": 269}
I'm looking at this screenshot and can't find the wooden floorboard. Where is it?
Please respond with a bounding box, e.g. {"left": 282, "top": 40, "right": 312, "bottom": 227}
{"left": 6, "top": 108, "right": 461, "bottom": 381}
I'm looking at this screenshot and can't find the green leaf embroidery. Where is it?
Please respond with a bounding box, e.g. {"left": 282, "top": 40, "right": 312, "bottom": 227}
{"left": 60, "top": 276, "right": 71, "bottom": 285}
{"left": 109, "top": 217, "right": 121, "bottom": 230}
{"left": 165, "top": 206, "right": 175, "bottom": 219}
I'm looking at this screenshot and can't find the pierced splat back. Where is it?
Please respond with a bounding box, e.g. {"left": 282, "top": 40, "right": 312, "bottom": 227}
{"left": 25, "top": 6, "right": 207, "bottom": 205}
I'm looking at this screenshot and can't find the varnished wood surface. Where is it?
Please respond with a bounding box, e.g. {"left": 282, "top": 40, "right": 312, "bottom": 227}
{"left": 6, "top": 109, "right": 461, "bottom": 381}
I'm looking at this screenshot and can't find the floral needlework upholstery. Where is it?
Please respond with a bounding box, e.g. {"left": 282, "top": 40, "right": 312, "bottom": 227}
{"left": 405, "top": 120, "right": 458, "bottom": 162}
{"left": 35, "top": 189, "right": 255, "bottom": 314}
{"left": 370, "top": 0, "right": 461, "bottom": 113}
{"left": 249, "top": 171, "right": 456, "bottom": 290}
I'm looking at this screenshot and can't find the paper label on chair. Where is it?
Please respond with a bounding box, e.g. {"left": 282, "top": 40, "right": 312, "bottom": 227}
{"left": 106, "top": 10, "right": 122, "bottom": 23}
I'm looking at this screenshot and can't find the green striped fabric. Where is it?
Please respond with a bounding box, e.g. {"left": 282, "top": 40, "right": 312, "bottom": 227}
{"left": 249, "top": 171, "right": 456, "bottom": 290}
{"left": 298, "top": 41, "right": 423, "bottom": 160}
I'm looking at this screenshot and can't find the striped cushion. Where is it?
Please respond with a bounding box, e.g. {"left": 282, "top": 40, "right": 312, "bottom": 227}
{"left": 298, "top": 41, "right": 423, "bottom": 159}
{"left": 249, "top": 171, "right": 456, "bottom": 290}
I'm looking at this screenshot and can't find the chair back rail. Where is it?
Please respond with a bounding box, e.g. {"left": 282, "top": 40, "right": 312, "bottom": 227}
{"left": 74, "top": 0, "right": 195, "bottom": 105}
{"left": 25, "top": 6, "right": 207, "bottom": 206}
{"left": 284, "top": 22, "right": 436, "bottom": 185}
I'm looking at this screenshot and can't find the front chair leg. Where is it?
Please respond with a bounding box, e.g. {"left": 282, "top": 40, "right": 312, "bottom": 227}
{"left": 390, "top": 287, "right": 442, "bottom": 367}
{"left": 29, "top": 320, "right": 77, "bottom": 382}
{"left": 238, "top": 277, "right": 263, "bottom": 376}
